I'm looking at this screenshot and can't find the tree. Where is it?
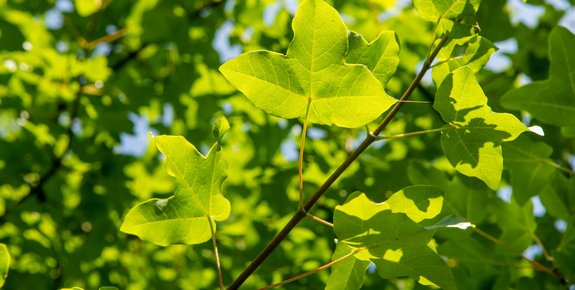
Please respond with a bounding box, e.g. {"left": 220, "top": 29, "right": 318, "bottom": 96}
{"left": 0, "top": 0, "right": 574, "bottom": 289}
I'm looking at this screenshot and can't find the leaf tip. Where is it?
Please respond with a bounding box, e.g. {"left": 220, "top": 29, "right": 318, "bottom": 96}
{"left": 213, "top": 116, "right": 230, "bottom": 143}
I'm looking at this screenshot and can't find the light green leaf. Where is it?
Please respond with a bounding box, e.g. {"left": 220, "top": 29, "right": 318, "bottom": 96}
{"left": 219, "top": 0, "right": 397, "bottom": 128}
{"left": 346, "top": 31, "right": 400, "bottom": 88}
{"left": 432, "top": 35, "right": 497, "bottom": 85}
{"left": 325, "top": 243, "right": 370, "bottom": 290}
{"left": 434, "top": 66, "right": 527, "bottom": 189}
{"left": 120, "top": 132, "right": 230, "bottom": 246}
{"left": 408, "top": 161, "right": 490, "bottom": 224}
{"left": 437, "top": 18, "right": 476, "bottom": 39}
{"left": 212, "top": 116, "right": 230, "bottom": 143}
{"left": 502, "top": 134, "right": 556, "bottom": 205}
{"left": 0, "top": 244, "right": 10, "bottom": 287}
{"left": 501, "top": 26, "right": 575, "bottom": 126}
{"left": 414, "top": 0, "right": 480, "bottom": 22}
{"left": 385, "top": 185, "right": 444, "bottom": 223}
{"left": 331, "top": 191, "right": 456, "bottom": 290}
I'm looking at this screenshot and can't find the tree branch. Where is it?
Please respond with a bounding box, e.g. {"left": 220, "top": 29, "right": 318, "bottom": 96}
{"left": 227, "top": 34, "right": 451, "bottom": 290}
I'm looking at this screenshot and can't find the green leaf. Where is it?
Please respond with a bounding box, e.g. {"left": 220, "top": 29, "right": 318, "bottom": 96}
{"left": 488, "top": 198, "right": 536, "bottom": 251}
{"left": 384, "top": 185, "right": 444, "bottom": 223}
{"left": 501, "top": 26, "right": 575, "bottom": 126}
{"left": 325, "top": 243, "right": 370, "bottom": 290}
{"left": 432, "top": 35, "right": 497, "bottom": 85}
{"left": 331, "top": 191, "right": 456, "bottom": 289}
{"left": 539, "top": 173, "right": 575, "bottom": 220}
{"left": 346, "top": 31, "right": 400, "bottom": 88}
{"left": 219, "top": 0, "right": 397, "bottom": 128}
{"left": 212, "top": 116, "right": 230, "bottom": 143}
{"left": 0, "top": 244, "right": 10, "bottom": 287}
{"left": 502, "top": 134, "right": 556, "bottom": 205}
{"left": 414, "top": 0, "right": 480, "bottom": 22}
{"left": 434, "top": 66, "right": 527, "bottom": 189}
{"left": 120, "top": 130, "right": 230, "bottom": 246}
{"left": 408, "top": 161, "right": 490, "bottom": 224}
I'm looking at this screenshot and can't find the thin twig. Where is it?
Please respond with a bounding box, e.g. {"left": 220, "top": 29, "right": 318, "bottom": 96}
{"left": 473, "top": 227, "right": 557, "bottom": 277}
{"left": 306, "top": 213, "right": 333, "bottom": 227}
{"left": 257, "top": 249, "right": 357, "bottom": 290}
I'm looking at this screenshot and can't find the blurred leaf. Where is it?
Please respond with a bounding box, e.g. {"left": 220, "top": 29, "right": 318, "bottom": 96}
{"left": 488, "top": 197, "right": 536, "bottom": 251}
{"left": 0, "top": 243, "right": 9, "bottom": 287}
{"left": 502, "top": 134, "right": 556, "bottom": 205}
{"left": 74, "top": 0, "right": 102, "bottom": 17}
{"left": 501, "top": 26, "right": 575, "bottom": 126}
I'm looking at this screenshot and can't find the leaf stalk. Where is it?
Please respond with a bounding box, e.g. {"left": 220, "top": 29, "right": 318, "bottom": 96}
{"left": 208, "top": 217, "right": 225, "bottom": 290}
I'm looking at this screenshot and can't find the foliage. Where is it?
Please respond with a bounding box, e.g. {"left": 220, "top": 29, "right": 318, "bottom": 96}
{"left": 1, "top": 0, "right": 575, "bottom": 289}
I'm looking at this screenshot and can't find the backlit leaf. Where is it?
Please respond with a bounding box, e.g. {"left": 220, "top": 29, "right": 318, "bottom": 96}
{"left": 432, "top": 35, "right": 497, "bottom": 85}
{"left": 219, "top": 0, "right": 397, "bottom": 128}
{"left": 330, "top": 188, "right": 456, "bottom": 290}
{"left": 414, "top": 0, "right": 480, "bottom": 22}
{"left": 434, "top": 66, "right": 527, "bottom": 189}
{"left": 408, "top": 161, "right": 490, "bottom": 224}
{"left": 325, "top": 243, "right": 370, "bottom": 290}
{"left": 120, "top": 118, "right": 230, "bottom": 246}
{"left": 346, "top": 31, "right": 400, "bottom": 88}
{"left": 501, "top": 26, "right": 575, "bottom": 126}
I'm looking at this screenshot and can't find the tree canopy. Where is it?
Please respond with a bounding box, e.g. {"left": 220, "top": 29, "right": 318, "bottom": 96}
{"left": 1, "top": 0, "right": 575, "bottom": 289}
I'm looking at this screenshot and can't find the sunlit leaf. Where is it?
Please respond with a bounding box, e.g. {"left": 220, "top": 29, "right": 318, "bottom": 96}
{"left": 384, "top": 185, "right": 444, "bottom": 223}
{"left": 414, "top": 0, "right": 480, "bottom": 22}
{"left": 432, "top": 35, "right": 497, "bottom": 85}
{"left": 434, "top": 66, "right": 527, "bottom": 189}
{"left": 120, "top": 118, "right": 231, "bottom": 246}
{"left": 325, "top": 243, "right": 370, "bottom": 290}
{"left": 329, "top": 189, "right": 456, "bottom": 290}
{"left": 219, "top": 0, "right": 397, "bottom": 128}
{"left": 408, "top": 161, "right": 490, "bottom": 224}
{"left": 346, "top": 31, "right": 400, "bottom": 88}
